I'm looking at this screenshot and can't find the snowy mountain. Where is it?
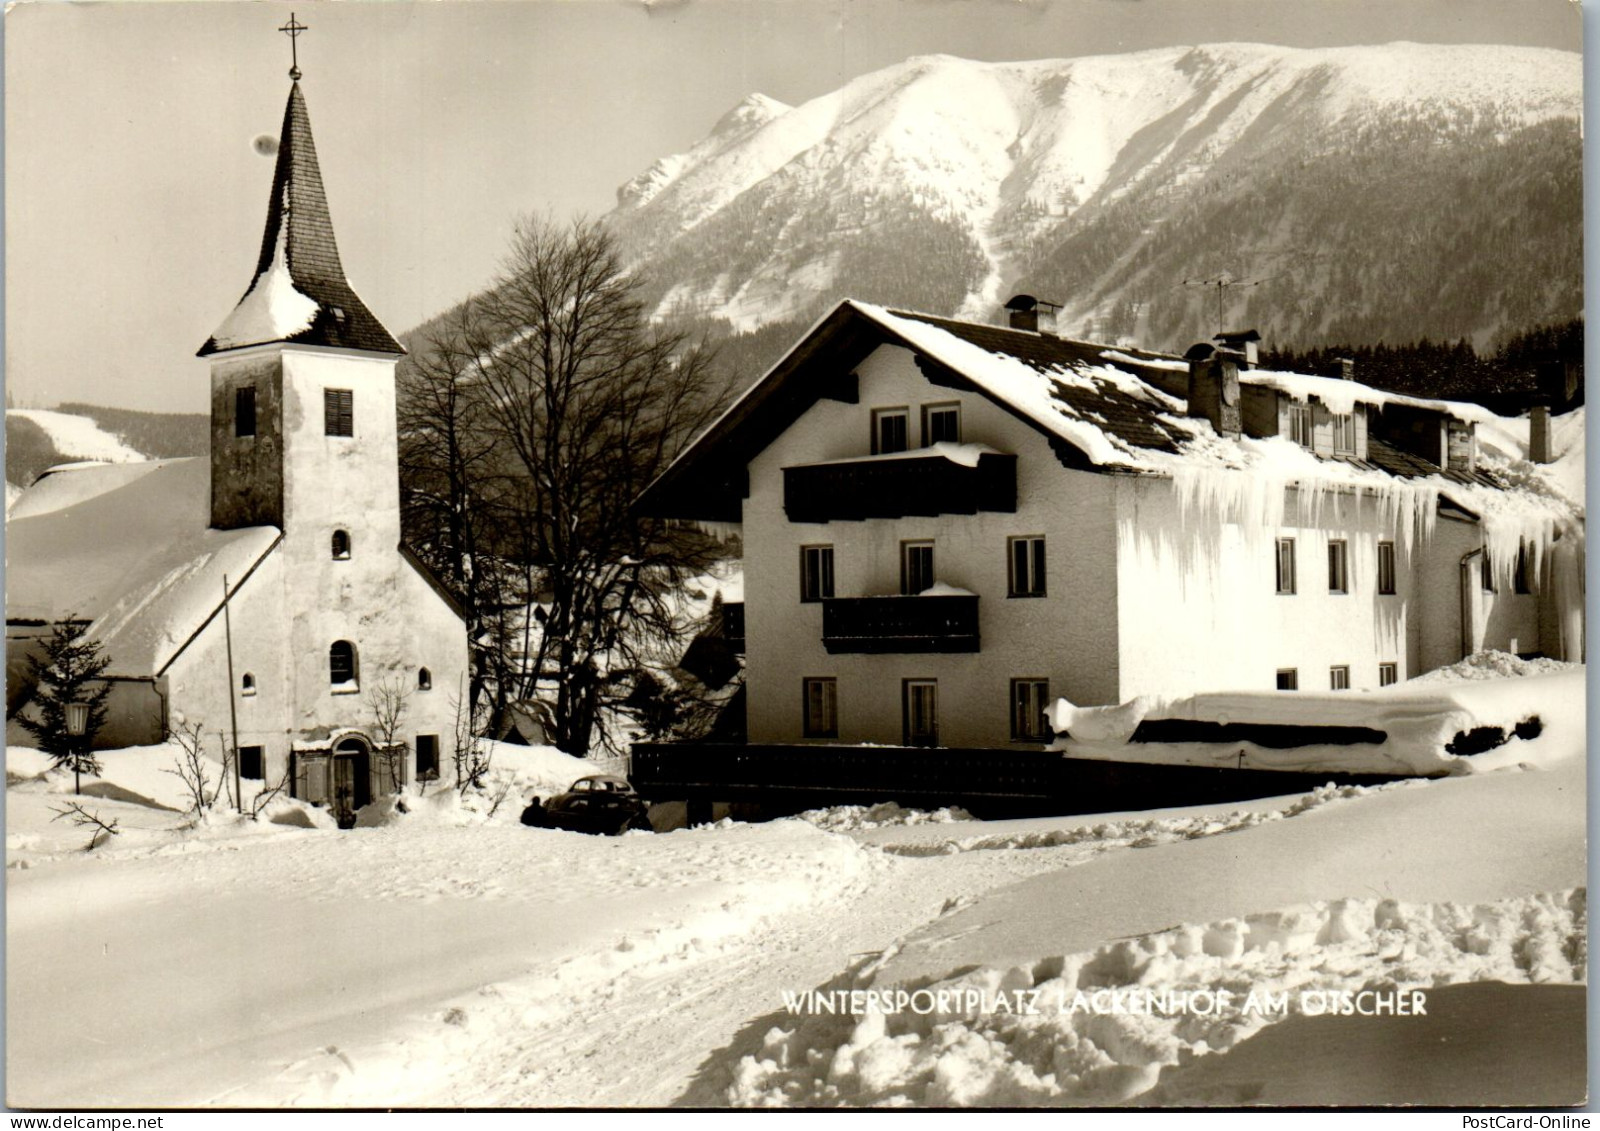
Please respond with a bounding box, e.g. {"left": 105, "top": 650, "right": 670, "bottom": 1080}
{"left": 607, "top": 43, "right": 1581, "bottom": 356}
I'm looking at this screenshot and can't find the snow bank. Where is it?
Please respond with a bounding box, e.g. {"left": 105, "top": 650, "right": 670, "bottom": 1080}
{"left": 1049, "top": 667, "right": 1585, "bottom": 777}
{"left": 794, "top": 802, "right": 975, "bottom": 833}
{"left": 1410, "top": 649, "right": 1582, "bottom": 684}
{"left": 724, "top": 889, "right": 1584, "bottom": 1107}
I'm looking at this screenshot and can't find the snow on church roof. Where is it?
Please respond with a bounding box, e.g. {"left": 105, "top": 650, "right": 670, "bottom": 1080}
{"left": 198, "top": 83, "right": 402, "bottom": 357}
{"left": 6, "top": 459, "right": 280, "bottom": 677}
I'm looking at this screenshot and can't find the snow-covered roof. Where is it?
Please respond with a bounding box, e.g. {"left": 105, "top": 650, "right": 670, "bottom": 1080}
{"left": 636, "top": 299, "right": 1583, "bottom": 566}
{"left": 198, "top": 83, "right": 402, "bottom": 358}
{"left": 5, "top": 458, "right": 281, "bottom": 677}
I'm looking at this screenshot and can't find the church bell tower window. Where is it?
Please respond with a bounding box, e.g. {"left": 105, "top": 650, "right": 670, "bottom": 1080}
{"left": 324, "top": 388, "right": 354, "bottom": 437}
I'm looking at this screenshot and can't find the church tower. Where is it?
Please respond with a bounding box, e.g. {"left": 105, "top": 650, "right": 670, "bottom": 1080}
{"left": 199, "top": 67, "right": 419, "bottom": 749}
{"left": 200, "top": 79, "right": 405, "bottom": 539}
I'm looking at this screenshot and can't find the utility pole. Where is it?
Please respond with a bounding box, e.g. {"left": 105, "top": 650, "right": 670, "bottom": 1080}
{"left": 222, "top": 574, "right": 242, "bottom": 811}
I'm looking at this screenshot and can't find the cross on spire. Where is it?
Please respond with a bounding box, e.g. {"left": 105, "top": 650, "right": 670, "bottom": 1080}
{"left": 279, "top": 12, "right": 308, "bottom": 80}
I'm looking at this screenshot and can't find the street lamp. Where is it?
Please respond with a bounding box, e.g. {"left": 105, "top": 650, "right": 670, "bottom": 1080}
{"left": 65, "top": 701, "right": 89, "bottom": 796}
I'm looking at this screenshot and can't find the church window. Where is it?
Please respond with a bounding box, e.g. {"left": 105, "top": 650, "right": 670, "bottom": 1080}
{"left": 324, "top": 388, "right": 354, "bottom": 437}
{"left": 418, "top": 667, "right": 432, "bottom": 691}
{"left": 330, "top": 640, "right": 359, "bottom": 689}
{"left": 240, "top": 672, "right": 256, "bottom": 697}
{"left": 235, "top": 386, "right": 256, "bottom": 438}
{"left": 332, "top": 529, "right": 351, "bottom": 560}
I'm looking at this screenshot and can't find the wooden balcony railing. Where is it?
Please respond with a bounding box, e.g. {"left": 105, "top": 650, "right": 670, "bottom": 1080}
{"left": 783, "top": 450, "right": 1016, "bottom": 523}
{"left": 821, "top": 594, "right": 979, "bottom": 653}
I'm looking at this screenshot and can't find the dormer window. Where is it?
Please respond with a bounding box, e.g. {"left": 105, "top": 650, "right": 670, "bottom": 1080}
{"left": 1286, "top": 402, "right": 1312, "bottom": 448}
{"left": 1331, "top": 412, "right": 1357, "bottom": 455}
{"left": 331, "top": 530, "right": 351, "bottom": 560}
{"left": 872, "top": 407, "right": 909, "bottom": 455}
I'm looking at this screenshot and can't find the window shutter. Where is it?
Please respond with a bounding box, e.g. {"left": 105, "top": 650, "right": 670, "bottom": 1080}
{"left": 324, "top": 389, "right": 354, "bottom": 436}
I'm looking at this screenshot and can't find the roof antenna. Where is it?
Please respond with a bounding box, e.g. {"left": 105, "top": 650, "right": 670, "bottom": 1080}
{"left": 279, "top": 12, "right": 308, "bottom": 81}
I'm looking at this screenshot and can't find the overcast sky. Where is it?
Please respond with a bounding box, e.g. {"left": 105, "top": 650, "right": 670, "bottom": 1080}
{"left": 4, "top": 0, "right": 1585, "bottom": 412}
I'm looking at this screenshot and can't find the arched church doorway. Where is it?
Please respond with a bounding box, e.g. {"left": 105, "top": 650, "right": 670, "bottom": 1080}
{"left": 332, "top": 736, "right": 371, "bottom": 822}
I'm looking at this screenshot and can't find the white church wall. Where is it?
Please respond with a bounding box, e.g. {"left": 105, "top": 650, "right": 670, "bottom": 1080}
{"left": 743, "top": 343, "right": 1121, "bottom": 748}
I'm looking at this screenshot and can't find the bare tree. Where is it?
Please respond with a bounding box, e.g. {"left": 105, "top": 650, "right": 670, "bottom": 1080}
{"left": 398, "top": 301, "right": 512, "bottom": 718}
{"left": 412, "top": 215, "right": 732, "bottom": 756}
{"left": 164, "top": 722, "right": 225, "bottom": 815}
{"left": 365, "top": 676, "right": 412, "bottom": 793}
{"left": 450, "top": 679, "right": 492, "bottom": 796}
{"left": 246, "top": 770, "right": 290, "bottom": 821}
{"left": 50, "top": 801, "right": 119, "bottom": 851}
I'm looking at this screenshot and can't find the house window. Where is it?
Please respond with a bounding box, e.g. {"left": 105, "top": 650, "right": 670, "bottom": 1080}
{"left": 802, "top": 678, "right": 838, "bottom": 738}
{"left": 800, "top": 545, "right": 835, "bottom": 603}
{"left": 1329, "top": 665, "right": 1350, "bottom": 691}
{"left": 1514, "top": 545, "right": 1532, "bottom": 594}
{"left": 1327, "top": 540, "right": 1348, "bottom": 594}
{"left": 903, "top": 679, "right": 938, "bottom": 747}
{"left": 324, "top": 388, "right": 354, "bottom": 437}
{"left": 1276, "top": 669, "right": 1298, "bottom": 691}
{"left": 415, "top": 734, "right": 439, "bottom": 780}
{"left": 1481, "top": 553, "right": 1495, "bottom": 592}
{"left": 1286, "top": 402, "right": 1312, "bottom": 448}
{"left": 1331, "top": 412, "right": 1357, "bottom": 455}
{"left": 239, "top": 745, "right": 264, "bottom": 780}
{"left": 331, "top": 529, "right": 351, "bottom": 560}
{"left": 922, "top": 402, "right": 961, "bottom": 446}
{"left": 871, "top": 407, "right": 909, "bottom": 455}
{"left": 235, "top": 385, "right": 257, "bottom": 438}
{"left": 329, "top": 640, "right": 358, "bottom": 688}
{"left": 240, "top": 672, "right": 256, "bottom": 697}
{"left": 1275, "top": 538, "right": 1296, "bottom": 595}
{"left": 418, "top": 667, "right": 432, "bottom": 691}
{"left": 1377, "top": 541, "right": 1396, "bottom": 595}
{"left": 1008, "top": 536, "right": 1046, "bottom": 598}
{"left": 1379, "top": 662, "right": 1398, "bottom": 687}
{"left": 1010, "top": 678, "right": 1050, "bottom": 741}
{"left": 901, "top": 541, "right": 935, "bottom": 595}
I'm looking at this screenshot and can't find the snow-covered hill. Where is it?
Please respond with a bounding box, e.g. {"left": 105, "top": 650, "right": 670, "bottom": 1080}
{"left": 7, "top": 408, "right": 145, "bottom": 464}
{"left": 607, "top": 43, "right": 1580, "bottom": 351}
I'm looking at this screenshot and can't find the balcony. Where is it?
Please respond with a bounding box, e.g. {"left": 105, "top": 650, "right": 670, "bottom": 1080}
{"left": 821, "top": 593, "right": 979, "bottom": 654}
{"left": 783, "top": 446, "right": 1016, "bottom": 524}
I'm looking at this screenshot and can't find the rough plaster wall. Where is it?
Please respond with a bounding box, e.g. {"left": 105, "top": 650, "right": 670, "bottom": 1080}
{"left": 209, "top": 354, "right": 285, "bottom": 530}
{"left": 743, "top": 344, "right": 1121, "bottom": 748}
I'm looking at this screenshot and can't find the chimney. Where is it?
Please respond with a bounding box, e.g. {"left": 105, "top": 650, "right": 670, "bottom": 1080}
{"left": 1182, "top": 342, "right": 1243, "bottom": 439}
{"left": 1005, "top": 294, "right": 1060, "bottom": 336}
{"left": 1337, "top": 357, "right": 1355, "bottom": 381}
{"left": 1530, "top": 402, "right": 1553, "bottom": 464}
{"left": 1212, "top": 329, "right": 1261, "bottom": 370}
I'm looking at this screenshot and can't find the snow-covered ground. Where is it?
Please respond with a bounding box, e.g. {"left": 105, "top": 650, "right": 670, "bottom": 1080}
{"left": 5, "top": 662, "right": 1585, "bottom": 1108}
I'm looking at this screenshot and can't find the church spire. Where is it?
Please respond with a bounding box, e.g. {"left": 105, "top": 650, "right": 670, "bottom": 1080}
{"left": 199, "top": 81, "right": 403, "bottom": 358}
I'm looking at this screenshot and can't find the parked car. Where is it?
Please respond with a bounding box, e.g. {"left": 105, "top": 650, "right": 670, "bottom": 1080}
{"left": 522, "top": 774, "right": 652, "bottom": 835}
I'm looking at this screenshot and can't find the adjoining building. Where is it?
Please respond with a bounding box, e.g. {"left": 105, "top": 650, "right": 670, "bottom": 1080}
{"left": 6, "top": 78, "right": 468, "bottom": 815}
{"left": 635, "top": 296, "right": 1582, "bottom": 759}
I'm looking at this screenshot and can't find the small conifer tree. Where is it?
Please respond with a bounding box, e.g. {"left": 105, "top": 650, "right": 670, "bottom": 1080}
{"left": 17, "top": 620, "right": 111, "bottom": 793}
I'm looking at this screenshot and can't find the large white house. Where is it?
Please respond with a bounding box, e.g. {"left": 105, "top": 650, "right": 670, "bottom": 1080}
{"left": 638, "top": 298, "right": 1583, "bottom": 751}
{"left": 6, "top": 79, "right": 468, "bottom": 813}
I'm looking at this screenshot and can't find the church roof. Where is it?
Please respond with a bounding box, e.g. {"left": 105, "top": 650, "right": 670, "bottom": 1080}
{"left": 5, "top": 459, "right": 281, "bottom": 677}
{"left": 198, "top": 83, "right": 403, "bottom": 358}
